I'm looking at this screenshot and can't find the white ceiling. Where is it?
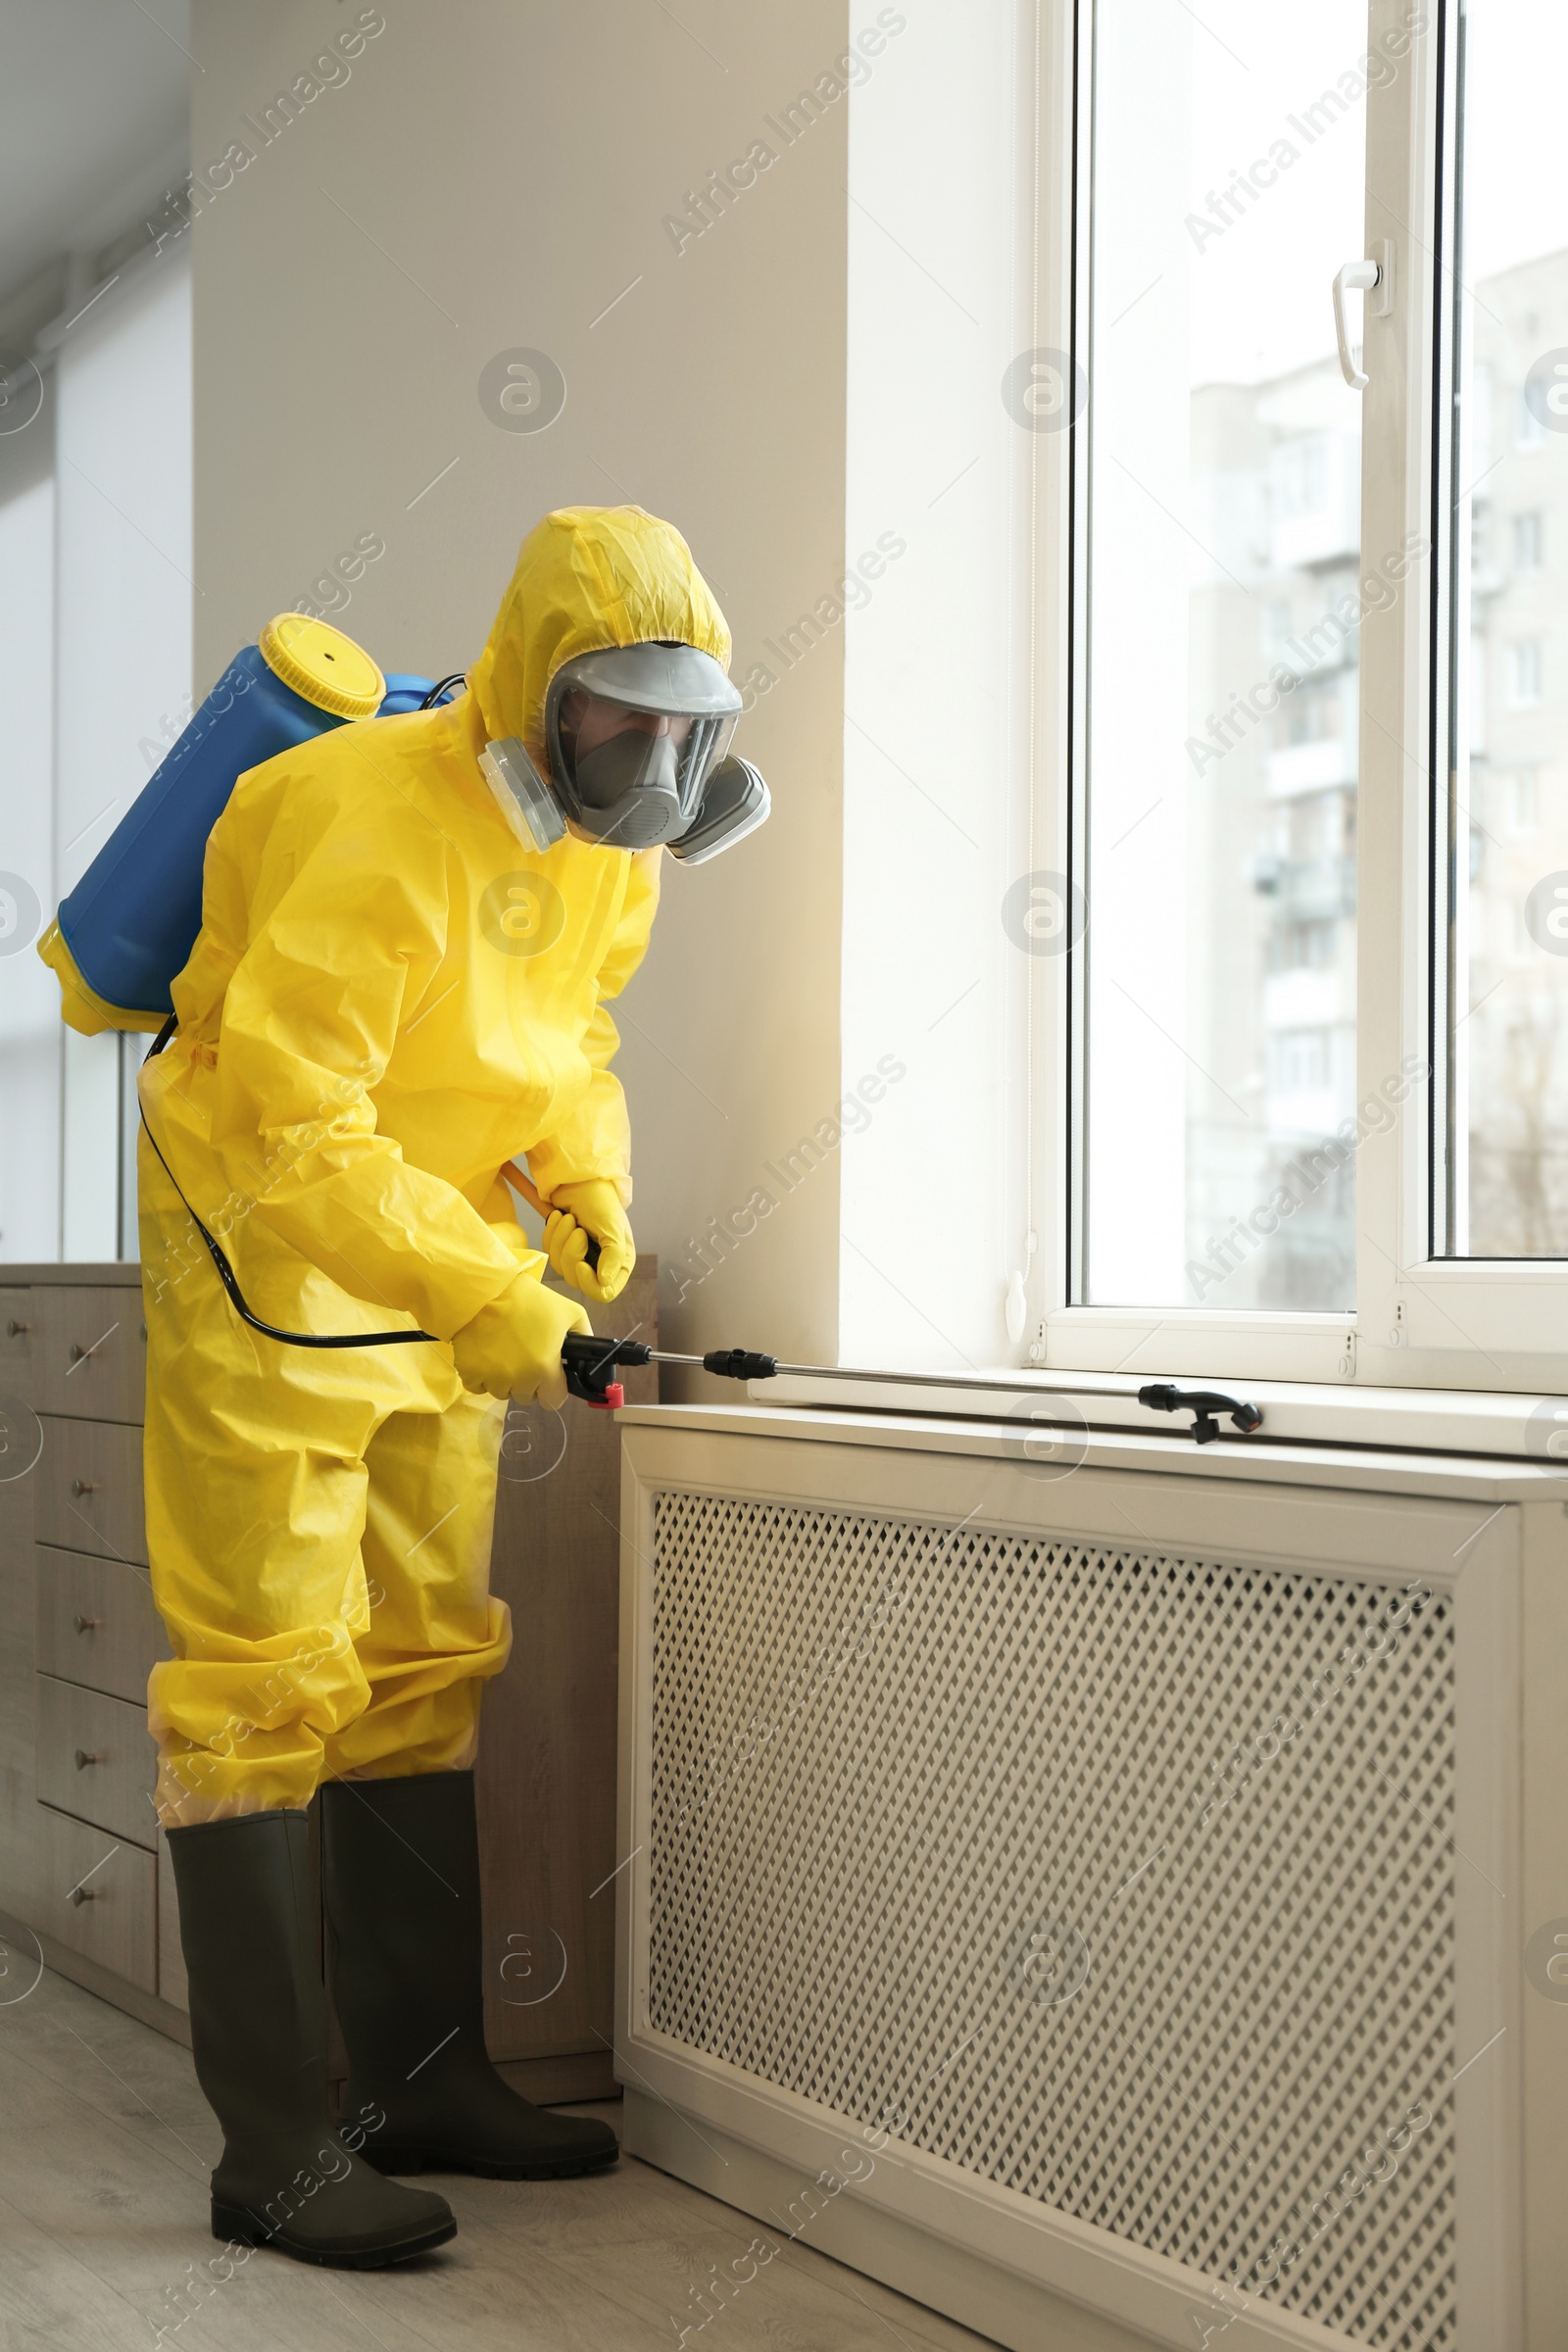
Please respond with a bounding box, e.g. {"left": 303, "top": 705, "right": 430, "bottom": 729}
{"left": 0, "top": 0, "right": 190, "bottom": 317}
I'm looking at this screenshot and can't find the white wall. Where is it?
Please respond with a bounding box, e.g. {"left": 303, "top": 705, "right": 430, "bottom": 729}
{"left": 840, "top": 0, "right": 1042, "bottom": 1370}
{"left": 186, "top": 1, "right": 1052, "bottom": 1373}
{"left": 190, "top": 0, "right": 850, "bottom": 1372}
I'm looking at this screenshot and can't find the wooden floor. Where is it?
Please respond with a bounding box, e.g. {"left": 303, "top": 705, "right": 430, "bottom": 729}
{"left": 0, "top": 1965, "right": 1001, "bottom": 2352}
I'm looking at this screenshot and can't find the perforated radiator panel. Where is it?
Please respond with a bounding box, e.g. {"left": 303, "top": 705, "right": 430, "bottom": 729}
{"left": 646, "top": 1493, "right": 1456, "bottom": 2351}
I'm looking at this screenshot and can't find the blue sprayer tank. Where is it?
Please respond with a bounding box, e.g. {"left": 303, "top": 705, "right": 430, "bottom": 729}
{"left": 38, "top": 617, "right": 458, "bottom": 1035}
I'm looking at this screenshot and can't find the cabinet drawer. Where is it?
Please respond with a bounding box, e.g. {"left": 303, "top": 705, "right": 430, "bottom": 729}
{"left": 33, "top": 1801, "right": 157, "bottom": 1992}
{"left": 32, "top": 1286, "right": 145, "bottom": 1423}
{"left": 0, "top": 1288, "right": 38, "bottom": 1386}
{"left": 35, "top": 1544, "right": 169, "bottom": 1704}
{"left": 34, "top": 1418, "right": 146, "bottom": 1566}
{"left": 36, "top": 1675, "right": 158, "bottom": 1849}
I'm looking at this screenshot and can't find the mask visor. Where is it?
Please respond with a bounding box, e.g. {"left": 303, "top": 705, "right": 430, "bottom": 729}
{"left": 546, "top": 644, "right": 744, "bottom": 843}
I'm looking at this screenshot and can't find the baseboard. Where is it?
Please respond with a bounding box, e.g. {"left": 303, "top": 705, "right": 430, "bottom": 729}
{"left": 0, "top": 1903, "right": 192, "bottom": 2049}
{"left": 493, "top": 2049, "right": 619, "bottom": 2103}
{"left": 620, "top": 2087, "right": 1161, "bottom": 2352}
{"left": 327, "top": 2046, "right": 621, "bottom": 2115}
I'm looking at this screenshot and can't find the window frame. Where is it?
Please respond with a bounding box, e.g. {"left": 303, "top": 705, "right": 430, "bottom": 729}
{"left": 1029, "top": 0, "right": 1568, "bottom": 1396}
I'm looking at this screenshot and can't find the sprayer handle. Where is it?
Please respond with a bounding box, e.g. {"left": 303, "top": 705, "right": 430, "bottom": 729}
{"left": 562, "top": 1331, "right": 653, "bottom": 1406}
{"left": 505, "top": 1160, "right": 601, "bottom": 1268}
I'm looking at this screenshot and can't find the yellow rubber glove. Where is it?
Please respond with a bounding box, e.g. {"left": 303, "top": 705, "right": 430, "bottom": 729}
{"left": 450, "top": 1268, "right": 590, "bottom": 1409}
{"left": 544, "top": 1178, "right": 636, "bottom": 1304}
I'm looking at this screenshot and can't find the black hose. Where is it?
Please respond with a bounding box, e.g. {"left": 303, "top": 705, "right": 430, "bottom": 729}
{"left": 139, "top": 1017, "right": 437, "bottom": 1349}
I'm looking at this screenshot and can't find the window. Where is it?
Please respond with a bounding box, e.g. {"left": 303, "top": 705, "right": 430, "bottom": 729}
{"left": 1508, "top": 639, "right": 1544, "bottom": 704}
{"left": 1275, "top": 436, "right": 1331, "bottom": 518}
{"left": 1271, "top": 1028, "right": 1333, "bottom": 1093}
{"left": 1508, "top": 769, "right": 1539, "bottom": 832}
{"left": 0, "top": 258, "right": 190, "bottom": 1265}
{"left": 1512, "top": 510, "right": 1544, "bottom": 569}
{"left": 1515, "top": 387, "right": 1549, "bottom": 449}
{"left": 1272, "top": 918, "right": 1340, "bottom": 972}
{"left": 1074, "top": 0, "right": 1368, "bottom": 1316}
{"left": 1438, "top": 0, "right": 1568, "bottom": 1279}
{"left": 1038, "top": 0, "right": 1568, "bottom": 1384}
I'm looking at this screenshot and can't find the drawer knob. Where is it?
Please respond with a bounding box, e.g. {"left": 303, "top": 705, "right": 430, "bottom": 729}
{"left": 69, "top": 1886, "right": 99, "bottom": 1907}
{"left": 74, "top": 1748, "right": 106, "bottom": 1770}
{"left": 6, "top": 1318, "right": 31, "bottom": 1337}
{"left": 74, "top": 1614, "right": 103, "bottom": 1635}
{"left": 70, "top": 1479, "right": 101, "bottom": 1498}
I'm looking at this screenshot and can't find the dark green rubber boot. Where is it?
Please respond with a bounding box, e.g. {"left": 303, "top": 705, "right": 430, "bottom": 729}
{"left": 320, "top": 1770, "right": 618, "bottom": 2180}
{"left": 167, "top": 1810, "right": 457, "bottom": 2265}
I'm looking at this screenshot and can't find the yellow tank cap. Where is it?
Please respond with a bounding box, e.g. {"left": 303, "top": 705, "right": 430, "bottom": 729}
{"left": 257, "top": 613, "right": 385, "bottom": 720}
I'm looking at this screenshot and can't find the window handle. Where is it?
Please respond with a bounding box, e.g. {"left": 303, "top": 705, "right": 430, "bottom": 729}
{"left": 1333, "top": 244, "right": 1394, "bottom": 391}
{"left": 1334, "top": 260, "right": 1380, "bottom": 390}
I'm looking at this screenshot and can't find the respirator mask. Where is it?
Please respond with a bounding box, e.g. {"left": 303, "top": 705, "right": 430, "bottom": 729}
{"left": 478, "top": 642, "right": 768, "bottom": 862}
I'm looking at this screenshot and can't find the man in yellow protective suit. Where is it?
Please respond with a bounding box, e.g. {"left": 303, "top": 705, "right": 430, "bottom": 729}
{"left": 139, "top": 507, "right": 753, "bottom": 2267}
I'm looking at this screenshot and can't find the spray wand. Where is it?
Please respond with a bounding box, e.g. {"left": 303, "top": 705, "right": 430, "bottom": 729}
{"left": 560, "top": 1334, "right": 1261, "bottom": 1447}
{"left": 508, "top": 1166, "right": 1262, "bottom": 1447}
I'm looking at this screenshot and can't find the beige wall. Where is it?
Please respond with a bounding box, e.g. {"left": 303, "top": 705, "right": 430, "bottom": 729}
{"left": 189, "top": 0, "right": 848, "bottom": 1368}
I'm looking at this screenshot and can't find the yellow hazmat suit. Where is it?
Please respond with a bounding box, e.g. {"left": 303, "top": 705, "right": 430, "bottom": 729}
{"left": 140, "top": 506, "right": 729, "bottom": 1821}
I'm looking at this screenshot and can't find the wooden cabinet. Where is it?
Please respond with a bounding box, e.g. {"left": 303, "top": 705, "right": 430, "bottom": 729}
{"left": 0, "top": 1256, "right": 652, "bottom": 2091}
{"left": 0, "top": 1295, "right": 43, "bottom": 1937}
{"left": 0, "top": 1288, "right": 39, "bottom": 1387}
{"left": 475, "top": 1256, "right": 658, "bottom": 2102}
{"left": 29, "top": 1287, "right": 147, "bottom": 1421}
{"left": 33, "top": 1418, "right": 147, "bottom": 1564}
{"left": 0, "top": 1262, "right": 180, "bottom": 2038}
{"left": 35, "top": 1677, "right": 161, "bottom": 1846}
{"left": 34, "top": 1804, "right": 158, "bottom": 1994}
{"left": 35, "top": 1544, "right": 170, "bottom": 1704}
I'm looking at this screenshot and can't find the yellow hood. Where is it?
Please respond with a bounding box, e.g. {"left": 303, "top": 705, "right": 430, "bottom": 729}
{"left": 467, "top": 504, "right": 731, "bottom": 749}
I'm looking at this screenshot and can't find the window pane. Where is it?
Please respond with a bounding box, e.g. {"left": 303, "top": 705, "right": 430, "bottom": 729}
{"left": 1442, "top": 0, "right": 1568, "bottom": 1254}
{"left": 1081, "top": 0, "right": 1371, "bottom": 1307}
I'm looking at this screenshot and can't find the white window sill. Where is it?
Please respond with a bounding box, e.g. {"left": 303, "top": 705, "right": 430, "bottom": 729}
{"left": 754, "top": 1367, "right": 1568, "bottom": 1465}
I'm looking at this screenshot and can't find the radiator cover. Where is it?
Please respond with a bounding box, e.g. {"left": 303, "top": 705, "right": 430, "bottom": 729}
{"left": 616, "top": 1411, "right": 1544, "bottom": 2352}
